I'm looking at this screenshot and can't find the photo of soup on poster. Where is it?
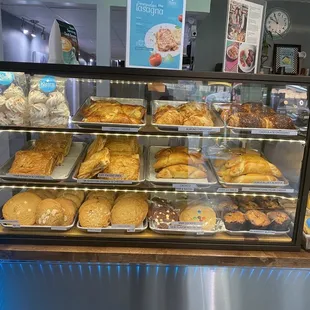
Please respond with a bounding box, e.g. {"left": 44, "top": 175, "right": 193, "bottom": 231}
{"left": 225, "top": 41, "right": 240, "bottom": 72}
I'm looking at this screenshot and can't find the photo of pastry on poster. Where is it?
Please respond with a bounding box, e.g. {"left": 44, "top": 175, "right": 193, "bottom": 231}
{"left": 126, "top": 0, "right": 186, "bottom": 70}
{"left": 223, "top": 0, "right": 265, "bottom": 73}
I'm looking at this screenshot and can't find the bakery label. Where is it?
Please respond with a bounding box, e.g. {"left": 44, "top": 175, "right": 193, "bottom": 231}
{"left": 111, "top": 224, "right": 135, "bottom": 232}
{"left": 0, "top": 219, "right": 20, "bottom": 227}
{"left": 126, "top": 0, "right": 186, "bottom": 69}
{"left": 173, "top": 184, "right": 197, "bottom": 191}
{"left": 169, "top": 221, "right": 204, "bottom": 231}
{"left": 251, "top": 129, "right": 298, "bottom": 136}
{"left": 39, "top": 76, "right": 57, "bottom": 93}
{"left": 179, "top": 126, "right": 221, "bottom": 133}
{"left": 102, "top": 126, "right": 139, "bottom": 132}
{"left": 6, "top": 173, "right": 53, "bottom": 180}
{"left": 217, "top": 187, "right": 239, "bottom": 193}
{"left": 97, "top": 173, "right": 123, "bottom": 178}
{"left": 77, "top": 179, "right": 133, "bottom": 184}
{"left": 241, "top": 187, "right": 295, "bottom": 193}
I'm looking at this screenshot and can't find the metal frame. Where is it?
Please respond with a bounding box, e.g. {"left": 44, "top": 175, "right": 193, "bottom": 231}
{"left": 0, "top": 61, "right": 309, "bottom": 251}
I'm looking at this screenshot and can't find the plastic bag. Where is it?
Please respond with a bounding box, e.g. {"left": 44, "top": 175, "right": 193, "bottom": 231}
{"left": 0, "top": 72, "right": 28, "bottom": 126}
{"left": 28, "top": 75, "right": 70, "bottom": 127}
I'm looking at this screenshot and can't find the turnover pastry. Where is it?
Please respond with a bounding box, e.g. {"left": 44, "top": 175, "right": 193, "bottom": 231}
{"left": 154, "top": 106, "right": 183, "bottom": 125}
{"left": 85, "top": 136, "right": 107, "bottom": 160}
{"left": 157, "top": 164, "right": 207, "bottom": 179}
{"left": 155, "top": 146, "right": 189, "bottom": 159}
{"left": 105, "top": 136, "right": 139, "bottom": 155}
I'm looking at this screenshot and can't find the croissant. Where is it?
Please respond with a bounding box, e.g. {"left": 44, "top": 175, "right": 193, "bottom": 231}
{"left": 153, "top": 152, "right": 204, "bottom": 170}
{"left": 156, "top": 164, "right": 207, "bottom": 179}
{"left": 229, "top": 174, "right": 278, "bottom": 183}
{"left": 77, "top": 148, "right": 110, "bottom": 179}
{"left": 85, "top": 136, "right": 107, "bottom": 160}
{"left": 155, "top": 146, "right": 189, "bottom": 159}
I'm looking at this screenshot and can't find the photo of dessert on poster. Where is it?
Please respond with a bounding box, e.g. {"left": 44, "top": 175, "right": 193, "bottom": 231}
{"left": 223, "top": 0, "right": 264, "bottom": 74}
{"left": 225, "top": 41, "right": 240, "bottom": 72}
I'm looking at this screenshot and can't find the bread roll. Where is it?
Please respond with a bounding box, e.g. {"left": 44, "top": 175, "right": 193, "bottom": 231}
{"left": 156, "top": 164, "right": 207, "bottom": 179}
{"left": 35, "top": 199, "right": 64, "bottom": 226}
{"left": 3, "top": 192, "right": 41, "bottom": 225}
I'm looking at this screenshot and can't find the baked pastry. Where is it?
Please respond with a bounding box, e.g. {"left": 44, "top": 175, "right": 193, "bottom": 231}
{"left": 227, "top": 112, "right": 262, "bottom": 128}
{"left": 183, "top": 114, "right": 214, "bottom": 126}
{"left": 79, "top": 199, "right": 111, "bottom": 227}
{"left": 267, "top": 211, "right": 291, "bottom": 231}
{"left": 178, "top": 102, "right": 210, "bottom": 118}
{"left": 27, "top": 189, "right": 56, "bottom": 200}
{"left": 304, "top": 216, "right": 310, "bottom": 234}
{"left": 153, "top": 152, "right": 204, "bottom": 170}
{"left": 3, "top": 192, "right": 41, "bottom": 225}
{"left": 102, "top": 154, "right": 139, "bottom": 180}
{"left": 156, "top": 164, "right": 207, "bottom": 179}
{"left": 155, "top": 146, "right": 189, "bottom": 159}
{"left": 37, "top": 133, "right": 72, "bottom": 156}
{"left": 261, "top": 114, "right": 295, "bottom": 129}
{"left": 115, "top": 192, "right": 148, "bottom": 205}
{"left": 105, "top": 136, "right": 139, "bottom": 155}
{"left": 224, "top": 211, "right": 247, "bottom": 231}
{"left": 85, "top": 136, "right": 107, "bottom": 160}
{"left": 86, "top": 191, "right": 116, "bottom": 206}
{"left": 9, "top": 150, "right": 57, "bottom": 176}
{"left": 111, "top": 197, "right": 148, "bottom": 227}
{"left": 245, "top": 210, "right": 271, "bottom": 230}
{"left": 227, "top": 174, "right": 278, "bottom": 183}
{"left": 152, "top": 206, "right": 179, "bottom": 229}
{"left": 154, "top": 106, "right": 183, "bottom": 125}
{"left": 35, "top": 199, "right": 64, "bottom": 226}
{"left": 57, "top": 190, "right": 84, "bottom": 207}
{"left": 56, "top": 198, "right": 77, "bottom": 225}
{"left": 255, "top": 198, "right": 282, "bottom": 210}
{"left": 179, "top": 205, "right": 216, "bottom": 231}
{"left": 77, "top": 148, "right": 110, "bottom": 179}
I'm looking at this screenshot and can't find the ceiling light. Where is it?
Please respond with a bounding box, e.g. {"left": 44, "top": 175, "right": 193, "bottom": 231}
{"left": 21, "top": 18, "right": 28, "bottom": 35}
{"left": 30, "top": 20, "right": 39, "bottom": 38}
{"left": 90, "top": 58, "right": 94, "bottom": 62}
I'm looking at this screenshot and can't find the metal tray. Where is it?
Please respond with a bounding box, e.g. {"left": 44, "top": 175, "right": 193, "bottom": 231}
{"left": 147, "top": 146, "right": 218, "bottom": 187}
{"left": 151, "top": 100, "right": 224, "bottom": 133}
{"left": 72, "top": 96, "right": 147, "bottom": 130}
{"left": 209, "top": 153, "right": 290, "bottom": 188}
{"left": 225, "top": 228, "right": 290, "bottom": 236}
{"left": 0, "top": 141, "right": 86, "bottom": 181}
{"left": 73, "top": 147, "right": 145, "bottom": 185}
{"left": 149, "top": 218, "right": 225, "bottom": 236}
{"left": 77, "top": 219, "right": 148, "bottom": 233}
{"left": 0, "top": 214, "right": 78, "bottom": 231}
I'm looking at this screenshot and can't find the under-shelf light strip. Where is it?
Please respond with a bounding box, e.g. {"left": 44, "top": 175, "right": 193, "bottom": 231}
{"left": 72, "top": 79, "right": 150, "bottom": 85}
{"left": 0, "top": 185, "right": 297, "bottom": 201}
{"left": 0, "top": 129, "right": 305, "bottom": 144}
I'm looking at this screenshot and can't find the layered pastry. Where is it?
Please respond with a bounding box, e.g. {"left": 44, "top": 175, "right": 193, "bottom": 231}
{"left": 179, "top": 204, "right": 216, "bottom": 231}
{"left": 223, "top": 102, "right": 295, "bottom": 129}
{"left": 224, "top": 211, "right": 247, "bottom": 231}
{"left": 245, "top": 210, "right": 271, "bottom": 230}
{"left": 154, "top": 101, "right": 214, "bottom": 127}
{"left": 105, "top": 136, "right": 139, "bottom": 155}
{"left": 82, "top": 99, "right": 146, "bottom": 124}
{"left": 267, "top": 211, "right": 291, "bottom": 231}
{"left": 154, "top": 146, "right": 208, "bottom": 179}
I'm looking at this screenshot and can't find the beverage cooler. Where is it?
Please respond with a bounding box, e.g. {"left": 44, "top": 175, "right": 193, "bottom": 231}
{"left": 0, "top": 62, "right": 309, "bottom": 251}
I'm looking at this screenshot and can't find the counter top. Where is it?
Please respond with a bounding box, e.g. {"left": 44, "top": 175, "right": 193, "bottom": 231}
{"left": 0, "top": 244, "right": 309, "bottom": 268}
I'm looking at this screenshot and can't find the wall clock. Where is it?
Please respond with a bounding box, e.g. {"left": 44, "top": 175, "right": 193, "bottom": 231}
{"left": 265, "top": 9, "right": 291, "bottom": 39}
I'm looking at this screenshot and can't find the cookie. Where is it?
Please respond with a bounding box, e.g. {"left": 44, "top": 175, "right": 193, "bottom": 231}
{"left": 3, "top": 192, "right": 41, "bottom": 225}
{"left": 86, "top": 191, "right": 116, "bottom": 206}
{"left": 79, "top": 199, "right": 111, "bottom": 227}
{"left": 115, "top": 192, "right": 148, "bottom": 204}
{"left": 35, "top": 199, "right": 64, "bottom": 226}
{"left": 57, "top": 190, "right": 84, "bottom": 206}
{"left": 56, "top": 192, "right": 80, "bottom": 208}
{"left": 56, "top": 198, "right": 76, "bottom": 226}
{"left": 152, "top": 206, "right": 179, "bottom": 229}
{"left": 27, "top": 189, "right": 56, "bottom": 199}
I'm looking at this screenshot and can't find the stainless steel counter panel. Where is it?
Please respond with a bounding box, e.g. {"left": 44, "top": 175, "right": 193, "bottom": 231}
{"left": 0, "top": 262, "right": 309, "bottom": 310}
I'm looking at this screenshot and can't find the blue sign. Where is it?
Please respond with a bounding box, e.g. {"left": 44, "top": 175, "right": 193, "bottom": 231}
{"left": 39, "top": 76, "right": 57, "bottom": 93}
{"left": 126, "top": 0, "right": 186, "bottom": 70}
{"left": 0, "top": 72, "right": 14, "bottom": 86}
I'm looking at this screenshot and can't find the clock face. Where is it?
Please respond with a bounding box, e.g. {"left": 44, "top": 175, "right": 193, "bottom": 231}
{"left": 265, "top": 9, "right": 290, "bottom": 38}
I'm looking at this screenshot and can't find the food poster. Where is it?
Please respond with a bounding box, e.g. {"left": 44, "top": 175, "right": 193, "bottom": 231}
{"left": 223, "top": 0, "right": 265, "bottom": 73}
{"left": 126, "top": 0, "right": 186, "bottom": 69}
{"left": 57, "top": 20, "right": 79, "bottom": 65}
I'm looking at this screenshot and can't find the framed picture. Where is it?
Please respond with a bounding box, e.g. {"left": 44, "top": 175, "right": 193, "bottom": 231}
{"left": 273, "top": 44, "right": 301, "bottom": 75}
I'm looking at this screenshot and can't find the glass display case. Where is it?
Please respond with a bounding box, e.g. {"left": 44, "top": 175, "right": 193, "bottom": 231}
{"left": 0, "top": 62, "right": 309, "bottom": 250}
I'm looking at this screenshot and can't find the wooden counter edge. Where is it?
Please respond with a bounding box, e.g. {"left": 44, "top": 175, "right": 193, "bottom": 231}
{"left": 0, "top": 245, "right": 310, "bottom": 268}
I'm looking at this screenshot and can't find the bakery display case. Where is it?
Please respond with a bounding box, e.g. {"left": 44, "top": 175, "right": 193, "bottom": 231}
{"left": 0, "top": 62, "right": 309, "bottom": 251}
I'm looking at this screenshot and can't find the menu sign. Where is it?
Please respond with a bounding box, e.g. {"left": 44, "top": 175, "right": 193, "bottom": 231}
{"left": 223, "top": 0, "right": 265, "bottom": 73}
{"left": 126, "top": 0, "right": 186, "bottom": 69}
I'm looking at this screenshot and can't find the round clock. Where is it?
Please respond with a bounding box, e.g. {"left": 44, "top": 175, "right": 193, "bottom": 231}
{"left": 265, "top": 9, "right": 291, "bottom": 39}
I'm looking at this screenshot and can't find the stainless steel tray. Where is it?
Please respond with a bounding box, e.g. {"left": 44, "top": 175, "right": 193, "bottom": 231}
{"left": 0, "top": 214, "right": 78, "bottom": 231}
{"left": 151, "top": 100, "right": 224, "bottom": 133}
{"left": 149, "top": 218, "right": 225, "bottom": 236}
{"left": 72, "top": 96, "right": 146, "bottom": 130}
{"left": 209, "top": 153, "right": 289, "bottom": 188}
{"left": 0, "top": 141, "right": 86, "bottom": 181}
{"left": 76, "top": 219, "right": 148, "bottom": 233}
{"left": 147, "top": 146, "right": 217, "bottom": 187}
{"left": 225, "top": 228, "right": 290, "bottom": 236}
{"left": 73, "top": 147, "right": 145, "bottom": 185}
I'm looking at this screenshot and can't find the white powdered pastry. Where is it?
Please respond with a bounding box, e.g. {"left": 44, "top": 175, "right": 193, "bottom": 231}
{"left": 45, "top": 91, "right": 66, "bottom": 108}
{"left": 29, "top": 103, "right": 49, "bottom": 120}
{"left": 5, "top": 96, "right": 27, "bottom": 114}
{"left": 31, "top": 116, "right": 50, "bottom": 127}
{"left": 49, "top": 116, "right": 68, "bottom": 126}
{"left": 5, "top": 110, "right": 25, "bottom": 125}
{"left": 0, "top": 96, "right": 7, "bottom": 112}
{"left": 3, "top": 84, "right": 24, "bottom": 99}
{"left": 50, "top": 102, "right": 70, "bottom": 117}
{"left": 28, "top": 90, "right": 48, "bottom": 105}
{"left": 0, "top": 112, "right": 11, "bottom": 125}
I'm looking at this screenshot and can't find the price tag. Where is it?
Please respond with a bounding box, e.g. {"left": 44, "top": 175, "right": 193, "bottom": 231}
{"left": 87, "top": 228, "right": 102, "bottom": 233}
{"left": 179, "top": 126, "right": 220, "bottom": 133}
{"left": 242, "top": 187, "right": 294, "bottom": 193}
{"left": 51, "top": 226, "right": 67, "bottom": 231}
{"left": 102, "top": 126, "right": 139, "bottom": 132}
{"left": 6, "top": 174, "right": 53, "bottom": 180}
{"left": 251, "top": 129, "right": 297, "bottom": 136}
{"left": 173, "top": 184, "right": 197, "bottom": 192}
{"left": 249, "top": 230, "right": 276, "bottom": 235}
{"left": 111, "top": 224, "right": 135, "bottom": 232}
{"left": 77, "top": 179, "right": 132, "bottom": 184}
{"left": 217, "top": 188, "right": 238, "bottom": 193}
{"left": 169, "top": 221, "right": 203, "bottom": 231}
{"left": 97, "top": 173, "right": 123, "bottom": 178}
{"left": 0, "top": 219, "right": 20, "bottom": 227}
{"left": 253, "top": 181, "right": 284, "bottom": 185}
